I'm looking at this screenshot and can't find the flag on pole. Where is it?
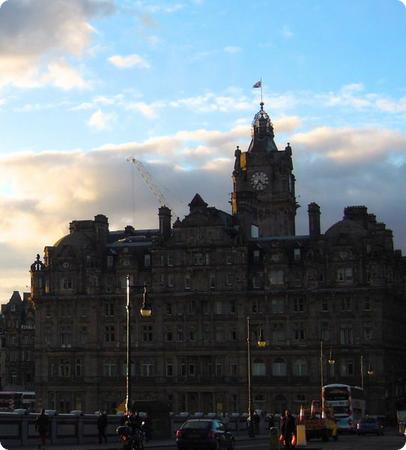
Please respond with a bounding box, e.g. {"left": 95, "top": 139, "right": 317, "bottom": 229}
{"left": 252, "top": 80, "right": 262, "bottom": 88}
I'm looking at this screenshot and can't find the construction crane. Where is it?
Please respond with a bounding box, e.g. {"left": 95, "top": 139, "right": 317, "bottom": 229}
{"left": 127, "top": 157, "right": 177, "bottom": 216}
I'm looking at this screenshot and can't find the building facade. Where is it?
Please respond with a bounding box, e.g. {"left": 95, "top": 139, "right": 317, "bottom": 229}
{"left": 0, "top": 291, "right": 35, "bottom": 391}
{"left": 30, "top": 104, "right": 406, "bottom": 416}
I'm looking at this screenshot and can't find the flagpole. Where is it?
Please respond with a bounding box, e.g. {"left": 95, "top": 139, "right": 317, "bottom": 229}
{"left": 260, "top": 77, "right": 263, "bottom": 103}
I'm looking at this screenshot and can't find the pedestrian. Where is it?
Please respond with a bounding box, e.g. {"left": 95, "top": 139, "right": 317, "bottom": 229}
{"left": 35, "top": 409, "right": 49, "bottom": 450}
{"left": 279, "top": 409, "right": 296, "bottom": 448}
{"left": 143, "top": 414, "right": 152, "bottom": 441}
{"left": 267, "top": 413, "right": 275, "bottom": 430}
{"left": 97, "top": 410, "right": 108, "bottom": 444}
{"left": 253, "top": 410, "right": 260, "bottom": 434}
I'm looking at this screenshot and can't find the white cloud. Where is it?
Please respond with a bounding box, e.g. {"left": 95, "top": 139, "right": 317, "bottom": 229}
{"left": 398, "top": 0, "right": 406, "bottom": 7}
{"left": 126, "top": 101, "right": 159, "bottom": 118}
{"left": 224, "top": 46, "right": 242, "bottom": 54}
{"left": 1, "top": 122, "right": 406, "bottom": 302}
{"left": 0, "top": 0, "right": 114, "bottom": 89}
{"left": 108, "top": 54, "right": 151, "bottom": 69}
{"left": 87, "top": 109, "right": 117, "bottom": 130}
{"left": 282, "top": 25, "right": 294, "bottom": 38}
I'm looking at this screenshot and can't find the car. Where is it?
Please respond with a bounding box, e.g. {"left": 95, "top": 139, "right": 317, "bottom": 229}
{"left": 356, "top": 417, "right": 384, "bottom": 435}
{"left": 176, "top": 418, "right": 234, "bottom": 450}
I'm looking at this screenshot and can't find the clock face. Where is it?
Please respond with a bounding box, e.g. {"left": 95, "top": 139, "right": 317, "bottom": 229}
{"left": 250, "top": 171, "right": 269, "bottom": 190}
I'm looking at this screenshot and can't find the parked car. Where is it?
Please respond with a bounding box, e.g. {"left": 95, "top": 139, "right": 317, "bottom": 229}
{"left": 356, "top": 417, "right": 384, "bottom": 435}
{"left": 176, "top": 419, "right": 234, "bottom": 450}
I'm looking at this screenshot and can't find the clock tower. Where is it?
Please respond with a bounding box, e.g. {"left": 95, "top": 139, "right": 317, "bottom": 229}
{"left": 231, "top": 102, "right": 298, "bottom": 238}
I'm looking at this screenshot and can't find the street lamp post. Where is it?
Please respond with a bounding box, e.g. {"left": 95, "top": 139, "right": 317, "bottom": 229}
{"left": 126, "top": 274, "right": 152, "bottom": 414}
{"left": 246, "top": 316, "right": 267, "bottom": 437}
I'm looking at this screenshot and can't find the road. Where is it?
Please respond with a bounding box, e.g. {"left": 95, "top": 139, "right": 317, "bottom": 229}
{"left": 155, "top": 431, "right": 405, "bottom": 450}
{"left": 234, "top": 432, "right": 406, "bottom": 450}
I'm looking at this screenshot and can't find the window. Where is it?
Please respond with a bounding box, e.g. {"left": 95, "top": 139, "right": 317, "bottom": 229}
{"left": 166, "top": 303, "right": 173, "bottom": 315}
{"left": 75, "top": 359, "right": 82, "bottom": 377}
{"left": 226, "top": 254, "right": 233, "bottom": 265}
{"left": 271, "top": 298, "right": 284, "bottom": 313}
{"left": 269, "top": 270, "right": 284, "bottom": 285}
{"left": 214, "top": 302, "right": 223, "bottom": 315}
{"left": 226, "top": 273, "right": 233, "bottom": 286}
{"left": 141, "top": 363, "right": 153, "bottom": 377}
{"left": 340, "top": 326, "right": 353, "bottom": 345}
{"left": 251, "top": 225, "right": 259, "bottom": 239}
{"left": 273, "top": 323, "right": 286, "bottom": 344}
{"left": 341, "top": 298, "right": 351, "bottom": 311}
{"left": 104, "top": 302, "right": 114, "bottom": 317}
{"left": 62, "top": 278, "right": 73, "bottom": 289}
{"left": 337, "top": 267, "right": 353, "bottom": 283}
{"left": 103, "top": 360, "right": 117, "bottom": 377}
{"left": 321, "top": 298, "right": 329, "bottom": 312}
{"left": 253, "top": 250, "right": 260, "bottom": 264}
{"left": 143, "top": 325, "right": 153, "bottom": 342}
{"left": 293, "top": 297, "right": 304, "bottom": 312}
{"left": 167, "top": 255, "right": 174, "bottom": 266}
{"left": 231, "top": 329, "right": 237, "bottom": 341}
{"left": 184, "top": 275, "right": 191, "bottom": 290}
{"left": 107, "top": 255, "right": 114, "bottom": 268}
{"left": 293, "top": 322, "right": 305, "bottom": 341}
{"left": 105, "top": 325, "right": 116, "bottom": 343}
{"left": 209, "top": 273, "right": 216, "bottom": 290}
{"left": 165, "top": 330, "right": 173, "bottom": 342}
{"left": 293, "top": 359, "right": 307, "bottom": 376}
{"left": 340, "top": 360, "right": 354, "bottom": 377}
{"left": 59, "top": 360, "right": 71, "bottom": 377}
{"left": 60, "top": 326, "right": 72, "bottom": 346}
{"left": 144, "top": 254, "right": 151, "bottom": 267}
{"left": 215, "top": 363, "right": 223, "bottom": 377}
{"left": 252, "top": 359, "right": 266, "bottom": 376}
{"left": 294, "top": 248, "right": 301, "bottom": 261}
{"left": 167, "top": 274, "right": 174, "bottom": 288}
{"left": 272, "top": 358, "right": 287, "bottom": 376}
{"left": 177, "top": 326, "right": 184, "bottom": 342}
{"left": 320, "top": 322, "right": 330, "bottom": 341}
{"left": 363, "top": 323, "right": 373, "bottom": 341}
{"left": 189, "top": 364, "right": 196, "bottom": 376}
{"left": 363, "top": 297, "right": 371, "bottom": 311}
{"left": 166, "top": 362, "right": 174, "bottom": 377}
{"left": 231, "top": 364, "right": 238, "bottom": 376}
{"left": 193, "top": 253, "right": 205, "bottom": 265}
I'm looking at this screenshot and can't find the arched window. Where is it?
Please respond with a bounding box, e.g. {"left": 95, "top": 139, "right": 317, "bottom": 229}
{"left": 252, "top": 358, "right": 266, "bottom": 376}
{"left": 272, "top": 358, "right": 287, "bottom": 376}
{"left": 293, "top": 359, "right": 307, "bottom": 376}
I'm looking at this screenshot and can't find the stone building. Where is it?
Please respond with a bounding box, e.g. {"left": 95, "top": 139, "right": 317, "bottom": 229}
{"left": 30, "top": 104, "right": 406, "bottom": 416}
{"left": 0, "top": 291, "right": 35, "bottom": 391}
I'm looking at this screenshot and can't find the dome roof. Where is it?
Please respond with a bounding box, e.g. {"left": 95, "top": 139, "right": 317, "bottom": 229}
{"left": 53, "top": 231, "right": 93, "bottom": 249}
{"left": 325, "top": 218, "right": 367, "bottom": 240}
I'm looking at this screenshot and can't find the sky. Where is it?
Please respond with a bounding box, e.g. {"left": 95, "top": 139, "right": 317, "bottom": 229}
{"left": 1, "top": 0, "right": 406, "bottom": 303}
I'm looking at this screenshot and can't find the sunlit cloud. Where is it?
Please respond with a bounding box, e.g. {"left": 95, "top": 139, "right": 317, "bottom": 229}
{"left": 87, "top": 109, "right": 117, "bottom": 130}
{"left": 0, "top": 0, "right": 115, "bottom": 89}
{"left": 108, "top": 54, "right": 151, "bottom": 69}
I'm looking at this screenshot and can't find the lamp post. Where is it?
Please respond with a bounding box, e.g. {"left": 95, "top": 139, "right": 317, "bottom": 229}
{"left": 246, "top": 316, "right": 267, "bottom": 437}
{"left": 320, "top": 342, "right": 335, "bottom": 416}
{"left": 126, "top": 274, "right": 152, "bottom": 414}
{"left": 360, "top": 354, "right": 374, "bottom": 391}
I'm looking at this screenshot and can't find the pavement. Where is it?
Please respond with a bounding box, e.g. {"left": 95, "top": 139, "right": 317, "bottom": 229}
{"left": 2, "top": 433, "right": 271, "bottom": 450}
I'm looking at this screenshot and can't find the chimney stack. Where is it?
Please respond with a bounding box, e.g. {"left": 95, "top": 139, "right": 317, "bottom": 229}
{"left": 308, "top": 202, "right": 321, "bottom": 237}
{"left": 159, "top": 206, "right": 172, "bottom": 240}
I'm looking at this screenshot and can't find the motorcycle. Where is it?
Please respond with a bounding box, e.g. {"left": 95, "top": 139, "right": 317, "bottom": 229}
{"left": 116, "top": 424, "right": 145, "bottom": 450}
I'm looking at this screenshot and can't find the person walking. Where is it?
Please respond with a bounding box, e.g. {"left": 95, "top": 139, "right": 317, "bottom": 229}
{"left": 97, "top": 410, "right": 108, "bottom": 444}
{"left": 35, "top": 409, "right": 49, "bottom": 450}
{"left": 279, "top": 409, "right": 296, "bottom": 448}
